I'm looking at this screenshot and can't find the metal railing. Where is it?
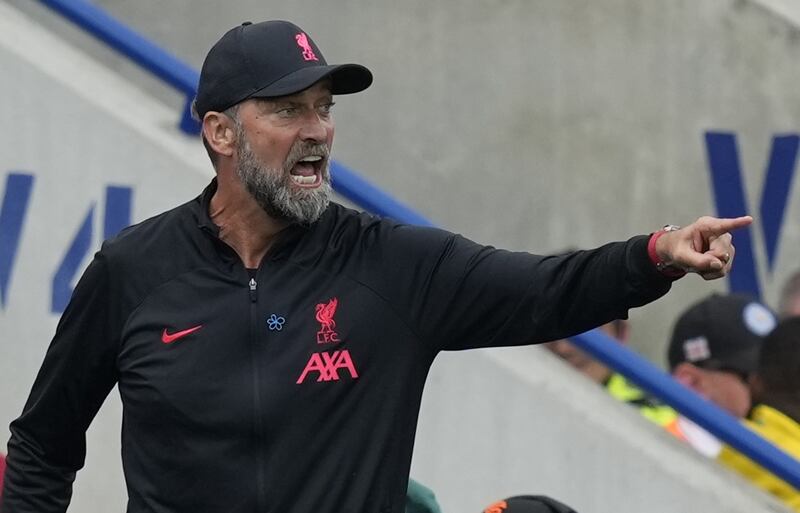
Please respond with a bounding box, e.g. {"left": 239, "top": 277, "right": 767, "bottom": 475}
{"left": 39, "top": 0, "right": 800, "bottom": 492}
{"left": 572, "top": 329, "right": 800, "bottom": 490}
{"left": 40, "top": 0, "right": 200, "bottom": 134}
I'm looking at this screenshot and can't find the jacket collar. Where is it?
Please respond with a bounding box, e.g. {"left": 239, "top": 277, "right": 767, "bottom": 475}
{"left": 193, "top": 178, "right": 335, "bottom": 262}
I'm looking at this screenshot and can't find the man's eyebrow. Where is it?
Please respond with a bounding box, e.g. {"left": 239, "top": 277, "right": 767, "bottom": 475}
{"left": 253, "top": 98, "right": 296, "bottom": 112}
{"left": 256, "top": 95, "right": 333, "bottom": 112}
{"left": 266, "top": 99, "right": 298, "bottom": 107}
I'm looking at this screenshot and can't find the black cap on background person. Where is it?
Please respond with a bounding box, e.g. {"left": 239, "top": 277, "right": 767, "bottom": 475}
{"left": 668, "top": 293, "right": 776, "bottom": 375}
{"left": 667, "top": 293, "right": 776, "bottom": 418}
{"left": 482, "top": 495, "right": 579, "bottom": 513}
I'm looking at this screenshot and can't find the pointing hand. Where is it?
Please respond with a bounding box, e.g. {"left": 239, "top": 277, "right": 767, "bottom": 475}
{"left": 653, "top": 216, "right": 753, "bottom": 280}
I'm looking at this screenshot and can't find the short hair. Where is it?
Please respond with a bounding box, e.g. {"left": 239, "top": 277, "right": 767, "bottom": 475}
{"left": 758, "top": 317, "right": 800, "bottom": 396}
{"left": 778, "top": 269, "right": 800, "bottom": 318}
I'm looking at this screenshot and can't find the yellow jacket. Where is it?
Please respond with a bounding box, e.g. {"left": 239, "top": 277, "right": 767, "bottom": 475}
{"left": 718, "top": 404, "right": 800, "bottom": 511}
{"left": 605, "top": 373, "right": 678, "bottom": 427}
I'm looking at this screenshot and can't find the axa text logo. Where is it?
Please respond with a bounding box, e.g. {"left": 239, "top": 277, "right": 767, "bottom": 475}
{"left": 705, "top": 132, "right": 798, "bottom": 299}
{"left": 296, "top": 349, "right": 359, "bottom": 384}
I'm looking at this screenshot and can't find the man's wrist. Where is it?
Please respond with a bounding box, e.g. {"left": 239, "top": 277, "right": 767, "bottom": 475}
{"left": 647, "top": 225, "right": 686, "bottom": 279}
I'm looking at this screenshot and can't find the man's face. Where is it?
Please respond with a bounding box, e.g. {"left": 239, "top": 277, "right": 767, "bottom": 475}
{"left": 697, "top": 368, "right": 752, "bottom": 418}
{"left": 674, "top": 364, "right": 752, "bottom": 418}
{"left": 233, "top": 80, "right": 335, "bottom": 224}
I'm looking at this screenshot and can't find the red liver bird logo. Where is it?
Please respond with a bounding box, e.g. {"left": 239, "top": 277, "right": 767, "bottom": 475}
{"left": 295, "top": 32, "right": 318, "bottom": 61}
{"left": 315, "top": 297, "right": 339, "bottom": 343}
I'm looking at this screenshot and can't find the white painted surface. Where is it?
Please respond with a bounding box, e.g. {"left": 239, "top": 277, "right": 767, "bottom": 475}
{"left": 0, "top": 4, "right": 210, "bottom": 511}
{"left": 0, "top": 2, "right": 797, "bottom": 512}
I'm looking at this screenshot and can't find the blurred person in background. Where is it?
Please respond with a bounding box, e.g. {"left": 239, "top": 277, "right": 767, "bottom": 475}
{"left": 407, "top": 479, "right": 442, "bottom": 513}
{"left": 546, "top": 320, "right": 679, "bottom": 430}
{"left": 667, "top": 293, "right": 776, "bottom": 457}
{"left": 779, "top": 269, "right": 800, "bottom": 319}
{"left": 717, "top": 317, "right": 800, "bottom": 511}
{"left": 482, "top": 494, "right": 578, "bottom": 513}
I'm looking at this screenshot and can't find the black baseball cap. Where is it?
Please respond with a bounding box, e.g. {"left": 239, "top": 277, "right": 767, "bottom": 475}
{"left": 482, "top": 495, "right": 579, "bottom": 513}
{"left": 194, "top": 20, "right": 372, "bottom": 118}
{"left": 668, "top": 293, "right": 777, "bottom": 374}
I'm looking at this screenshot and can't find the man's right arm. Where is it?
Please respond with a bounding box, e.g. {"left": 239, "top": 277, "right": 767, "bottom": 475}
{"left": 2, "top": 255, "right": 120, "bottom": 512}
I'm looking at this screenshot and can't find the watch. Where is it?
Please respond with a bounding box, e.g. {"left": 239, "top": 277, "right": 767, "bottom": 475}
{"left": 648, "top": 225, "right": 686, "bottom": 278}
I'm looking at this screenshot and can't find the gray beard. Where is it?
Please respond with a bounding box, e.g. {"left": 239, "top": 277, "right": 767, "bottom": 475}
{"left": 235, "top": 133, "right": 332, "bottom": 225}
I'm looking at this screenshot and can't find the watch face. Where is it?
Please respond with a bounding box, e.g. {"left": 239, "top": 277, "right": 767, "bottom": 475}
{"left": 663, "top": 224, "right": 681, "bottom": 232}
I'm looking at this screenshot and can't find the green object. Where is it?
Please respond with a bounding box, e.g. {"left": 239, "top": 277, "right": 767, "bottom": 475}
{"left": 407, "top": 479, "right": 443, "bottom": 513}
{"left": 606, "top": 373, "right": 678, "bottom": 426}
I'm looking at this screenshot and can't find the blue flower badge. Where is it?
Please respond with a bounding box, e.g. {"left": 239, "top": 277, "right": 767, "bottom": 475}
{"left": 267, "top": 314, "right": 286, "bottom": 331}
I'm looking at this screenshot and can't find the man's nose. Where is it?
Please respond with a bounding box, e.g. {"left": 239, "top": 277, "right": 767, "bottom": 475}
{"left": 298, "top": 112, "right": 329, "bottom": 143}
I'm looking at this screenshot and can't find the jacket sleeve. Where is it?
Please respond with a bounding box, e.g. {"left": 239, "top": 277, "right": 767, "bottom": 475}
{"left": 379, "top": 226, "right": 673, "bottom": 352}
{"left": 435, "top": 234, "right": 673, "bottom": 350}
{"left": 1, "top": 254, "right": 120, "bottom": 512}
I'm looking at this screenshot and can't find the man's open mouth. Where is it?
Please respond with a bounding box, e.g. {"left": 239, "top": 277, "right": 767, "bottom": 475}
{"left": 290, "top": 155, "right": 324, "bottom": 187}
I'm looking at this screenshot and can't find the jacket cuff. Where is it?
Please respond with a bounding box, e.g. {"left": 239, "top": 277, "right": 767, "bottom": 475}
{"left": 631, "top": 234, "right": 681, "bottom": 285}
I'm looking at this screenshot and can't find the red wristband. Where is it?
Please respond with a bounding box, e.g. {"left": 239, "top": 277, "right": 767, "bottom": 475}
{"left": 647, "top": 229, "right": 686, "bottom": 279}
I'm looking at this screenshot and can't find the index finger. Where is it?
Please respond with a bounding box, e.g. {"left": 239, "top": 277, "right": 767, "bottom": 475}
{"left": 704, "top": 215, "right": 753, "bottom": 235}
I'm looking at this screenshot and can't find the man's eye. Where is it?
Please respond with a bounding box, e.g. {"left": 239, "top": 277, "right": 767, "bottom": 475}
{"left": 277, "top": 107, "right": 297, "bottom": 116}
{"left": 319, "top": 102, "right": 336, "bottom": 115}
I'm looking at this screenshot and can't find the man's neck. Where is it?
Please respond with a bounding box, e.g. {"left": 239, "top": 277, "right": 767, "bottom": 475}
{"left": 210, "top": 175, "right": 289, "bottom": 269}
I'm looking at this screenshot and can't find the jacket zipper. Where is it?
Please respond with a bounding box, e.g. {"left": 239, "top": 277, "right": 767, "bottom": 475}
{"left": 249, "top": 275, "right": 267, "bottom": 511}
{"left": 249, "top": 278, "right": 257, "bottom": 302}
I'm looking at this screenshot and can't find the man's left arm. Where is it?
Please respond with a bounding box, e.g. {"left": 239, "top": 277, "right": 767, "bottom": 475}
{"left": 412, "top": 215, "right": 750, "bottom": 352}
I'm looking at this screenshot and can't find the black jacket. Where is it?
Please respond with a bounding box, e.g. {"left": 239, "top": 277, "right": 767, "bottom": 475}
{"left": 2, "top": 181, "right": 671, "bottom": 512}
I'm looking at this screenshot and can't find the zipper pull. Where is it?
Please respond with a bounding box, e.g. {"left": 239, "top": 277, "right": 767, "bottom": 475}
{"left": 249, "top": 278, "right": 257, "bottom": 302}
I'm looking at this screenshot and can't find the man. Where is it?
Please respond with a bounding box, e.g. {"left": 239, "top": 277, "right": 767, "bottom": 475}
{"left": 669, "top": 293, "right": 776, "bottom": 418}
{"left": 717, "top": 317, "right": 800, "bottom": 510}
{"left": 667, "top": 293, "right": 776, "bottom": 456}
{"left": 2, "top": 20, "right": 747, "bottom": 512}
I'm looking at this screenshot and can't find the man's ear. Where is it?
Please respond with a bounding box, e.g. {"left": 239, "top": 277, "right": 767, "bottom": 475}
{"left": 672, "top": 362, "right": 703, "bottom": 393}
{"left": 202, "top": 111, "right": 237, "bottom": 159}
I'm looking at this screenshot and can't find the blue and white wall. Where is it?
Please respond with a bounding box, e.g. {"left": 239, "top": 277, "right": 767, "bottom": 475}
{"left": 2, "top": 1, "right": 799, "bottom": 511}
{"left": 0, "top": 4, "right": 210, "bottom": 509}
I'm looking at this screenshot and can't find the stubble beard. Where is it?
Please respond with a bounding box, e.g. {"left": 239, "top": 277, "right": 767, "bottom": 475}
{"left": 234, "top": 129, "right": 332, "bottom": 225}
